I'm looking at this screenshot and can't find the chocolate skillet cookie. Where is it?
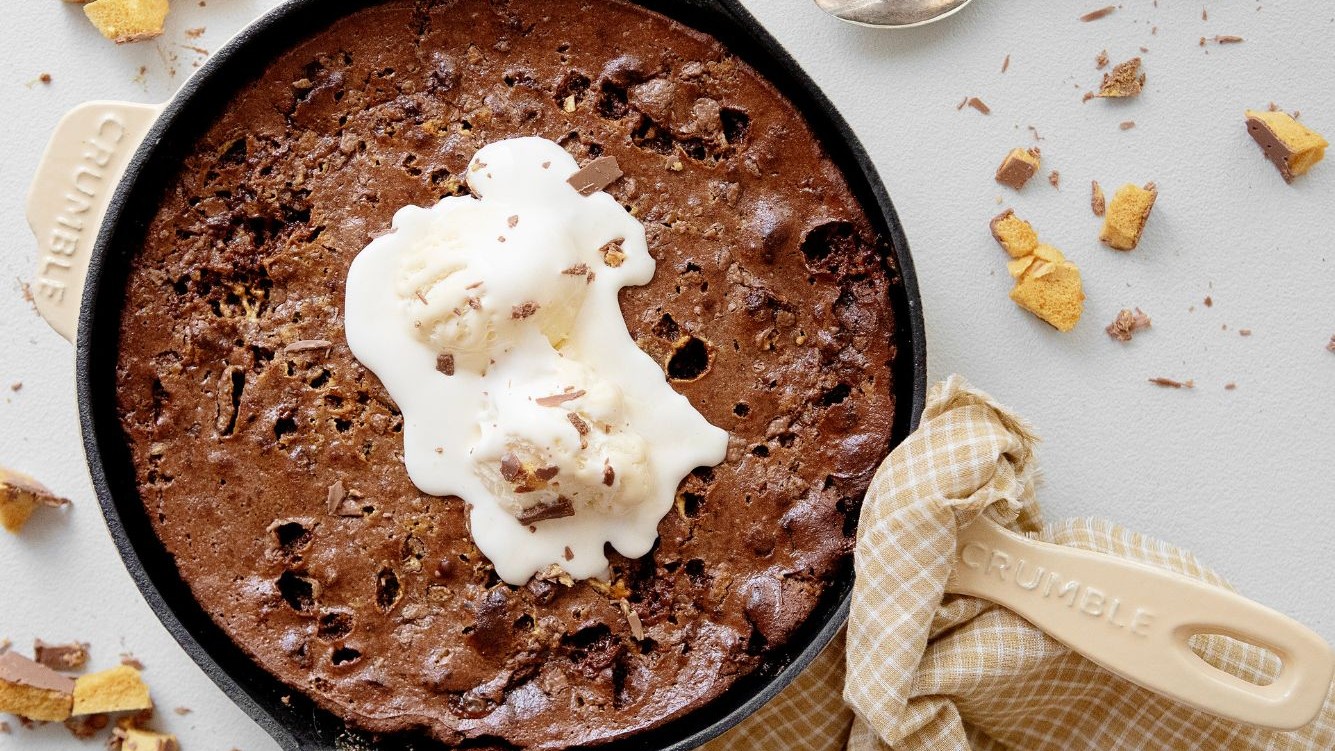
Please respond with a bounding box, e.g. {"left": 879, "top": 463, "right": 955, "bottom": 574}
{"left": 114, "top": 0, "right": 901, "bottom": 746}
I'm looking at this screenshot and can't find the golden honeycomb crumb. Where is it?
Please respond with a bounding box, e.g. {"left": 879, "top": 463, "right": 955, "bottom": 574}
{"left": 1100, "top": 183, "right": 1158, "bottom": 251}
{"left": 994, "top": 147, "right": 1042, "bottom": 190}
{"left": 989, "top": 209, "right": 1039, "bottom": 258}
{"left": 0, "top": 467, "right": 69, "bottom": 534}
{"left": 83, "top": 0, "right": 169, "bottom": 44}
{"left": 72, "top": 665, "right": 152, "bottom": 716}
{"left": 1009, "top": 251, "right": 1085, "bottom": 332}
{"left": 1098, "top": 57, "right": 1145, "bottom": 97}
{"left": 1245, "top": 109, "right": 1327, "bottom": 182}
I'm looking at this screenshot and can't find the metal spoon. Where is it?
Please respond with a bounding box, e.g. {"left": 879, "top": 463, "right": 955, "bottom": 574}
{"left": 813, "top": 0, "right": 974, "bottom": 28}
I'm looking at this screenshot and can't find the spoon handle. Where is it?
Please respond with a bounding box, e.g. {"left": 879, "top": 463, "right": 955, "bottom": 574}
{"left": 946, "top": 516, "right": 1334, "bottom": 730}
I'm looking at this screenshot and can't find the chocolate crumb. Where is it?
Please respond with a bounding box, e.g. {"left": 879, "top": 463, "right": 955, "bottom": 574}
{"left": 567, "top": 156, "right": 623, "bottom": 196}
{"left": 1096, "top": 50, "right": 1109, "bottom": 69}
{"left": 39, "top": 73, "right": 52, "bottom": 85}
{"left": 1082, "top": 91, "right": 1095, "bottom": 103}
{"left": 1106, "top": 308, "right": 1152, "bottom": 342}
{"left": 1202, "top": 7, "right": 1208, "bottom": 20}
{"left": 535, "top": 390, "right": 586, "bottom": 407}
{"left": 507, "top": 215, "right": 519, "bottom": 228}
{"left": 562, "top": 263, "right": 590, "bottom": 277}
{"left": 602, "top": 464, "right": 615, "bottom": 487}
{"left": 64, "top": 713, "right": 108, "bottom": 739}
{"left": 1204, "top": 296, "right": 1213, "bottom": 307}
{"left": 1216, "top": 35, "right": 1244, "bottom": 44}
{"left": 1120, "top": 120, "right": 1136, "bottom": 130}
{"left": 1091, "top": 180, "right": 1106, "bottom": 216}
{"left": 34, "top": 639, "right": 89, "bottom": 671}
{"left": 619, "top": 599, "right": 645, "bottom": 641}
{"left": 1001, "top": 54, "right": 1010, "bottom": 73}
{"left": 563, "top": 546, "right": 573, "bottom": 561}
{"left": 10, "top": 382, "right": 21, "bottom": 392}
{"left": 1080, "top": 6, "right": 1116, "bottom": 21}
{"left": 1240, "top": 329, "right": 1252, "bottom": 337}
{"left": 515, "top": 496, "right": 575, "bottom": 524}
{"left": 966, "top": 97, "right": 991, "bottom": 115}
{"left": 284, "top": 339, "right": 332, "bottom": 353}
{"left": 498, "top": 235, "right": 508, "bottom": 243}
{"left": 541, "top": 161, "right": 551, "bottom": 169}
{"left": 119, "top": 653, "right": 145, "bottom": 670}
{"left": 174, "top": 706, "right": 192, "bottom": 715}
{"left": 1048, "top": 170, "right": 1060, "bottom": 188}
{"left": 436, "top": 353, "right": 455, "bottom": 376}
{"left": 0, "top": 721, "right": 8, "bottom": 733}
{"left": 511, "top": 301, "right": 539, "bottom": 319}
{"left": 186, "top": 27, "right": 206, "bottom": 38}
{"left": 956, "top": 96, "right": 968, "bottom": 110}
{"left": 1328, "top": 335, "right": 1335, "bottom": 352}
{"left": 1148, "top": 377, "right": 1194, "bottom": 389}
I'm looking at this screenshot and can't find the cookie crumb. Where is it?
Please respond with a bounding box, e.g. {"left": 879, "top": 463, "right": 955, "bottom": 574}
{"left": 1106, "top": 308, "right": 1152, "bottom": 342}
{"left": 1148, "top": 377, "right": 1194, "bottom": 389}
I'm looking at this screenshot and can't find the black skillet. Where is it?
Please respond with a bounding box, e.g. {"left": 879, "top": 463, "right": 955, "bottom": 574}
{"left": 61, "top": 0, "right": 927, "bottom": 747}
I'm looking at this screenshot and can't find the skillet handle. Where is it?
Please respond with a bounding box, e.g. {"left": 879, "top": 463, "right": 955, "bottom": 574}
{"left": 26, "top": 101, "right": 163, "bottom": 343}
{"left": 947, "top": 516, "right": 1335, "bottom": 731}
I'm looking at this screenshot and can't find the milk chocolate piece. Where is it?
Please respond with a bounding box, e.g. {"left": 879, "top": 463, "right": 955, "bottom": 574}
{"left": 34, "top": 640, "right": 89, "bottom": 671}
{"left": 1148, "top": 377, "right": 1194, "bottom": 389}
{"left": 0, "top": 650, "right": 75, "bottom": 722}
{"left": 514, "top": 496, "right": 575, "bottom": 524}
{"left": 1098, "top": 57, "right": 1145, "bottom": 98}
{"left": 534, "top": 389, "right": 585, "bottom": 407}
{"left": 566, "top": 156, "right": 622, "bottom": 196}
{"left": 1246, "top": 109, "right": 1328, "bottom": 183}
{"left": 995, "top": 147, "right": 1041, "bottom": 190}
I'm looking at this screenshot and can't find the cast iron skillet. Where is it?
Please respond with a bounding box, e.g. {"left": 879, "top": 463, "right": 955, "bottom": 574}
{"left": 76, "top": 0, "right": 927, "bottom": 747}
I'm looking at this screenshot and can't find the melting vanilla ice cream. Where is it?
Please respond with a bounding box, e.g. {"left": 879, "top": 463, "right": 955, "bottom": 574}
{"left": 344, "top": 137, "right": 728, "bottom": 584}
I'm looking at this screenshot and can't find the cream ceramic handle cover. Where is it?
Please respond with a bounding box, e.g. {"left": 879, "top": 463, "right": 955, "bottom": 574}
{"left": 948, "top": 516, "right": 1335, "bottom": 731}
{"left": 26, "top": 101, "right": 163, "bottom": 343}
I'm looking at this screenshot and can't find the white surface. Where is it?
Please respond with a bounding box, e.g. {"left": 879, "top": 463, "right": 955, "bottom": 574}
{"left": 0, "top": 1, "right": 1331, "bottom": 749}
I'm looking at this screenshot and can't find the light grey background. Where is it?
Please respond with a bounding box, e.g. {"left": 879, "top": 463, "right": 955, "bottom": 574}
{"left": 1, "top": 1, "right": 1332, "bottom": 748}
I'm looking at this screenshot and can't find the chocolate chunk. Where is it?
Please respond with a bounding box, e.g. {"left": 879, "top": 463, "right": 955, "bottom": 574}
{"left": 34, "top": 640, "right": 89, "bottom": 671}
{"left": 0, "top": 650, "right": 75, "bottom": 694}
{"left": 535, "top": 390, "right": 586, "bottom": 407}
{"left": 499, "top": 453, "right": 524, "bottom": 482}
{"left": 436, "top": 353, "right": 455, "bottom": 376}
{"left": 515, "top": 496, "right": 575, "bottom": 524}
{"left": 284, "top": 339, "right": 332, "bottom": 353}
{"left": 567, "top": 156, "right": 623, "bottom": 196}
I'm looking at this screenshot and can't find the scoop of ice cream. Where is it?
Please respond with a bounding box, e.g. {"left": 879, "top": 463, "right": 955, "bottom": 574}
{"left": 394, "top": 189, "right": 589, "bottom": 373}
{"left": 472, "top": 355, "right": 651, "bottom": 523}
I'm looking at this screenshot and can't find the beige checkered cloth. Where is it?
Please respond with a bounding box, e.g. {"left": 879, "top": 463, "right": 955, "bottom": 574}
{"left": 706, "top": 376, "right": 1335, "bottom": 751}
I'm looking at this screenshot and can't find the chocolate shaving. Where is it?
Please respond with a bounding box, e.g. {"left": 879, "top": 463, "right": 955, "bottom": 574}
{"left": 535, "top": 390, "right": 586, "bottom": 407}
{"left": 515, "top": 496, "right": 575, "bottom": 524}
{"left": 1215, "top": 35, "right": 1244, "bottom": 44}
{"left": 1106, "top": 308, "right": 1152, "bottom": 342}
{"left": 563, "top": 546, "right": 574, "bottom": 562}
{"left": 619, "top": 599, "right": 645, "bottom": 641}
{"left": 120, "top": 653, "right": 145, "bottom": 670}
{"left": 567, "top": 156, "right": 623, "bottom": 196}
{"left": 436, "top": 353, "right": 455, "bottom": 376}
{"left": 1001, "top": 54, "right": 1010, "bottom": 73}
{"left": 1091, "top": 180, "right": 1106, "bottom": 216}
{"left": 1148, "top": 377, "right": 1194, "bottom": 389}
{"left": 174, "top": 706, "right": 193, "bottom": 715}
{"left": 1080, "top": 6, "right": 1115, "bottom": 21}
{"left": 284, "top": 339, "right": 332, "bottom": 353}
{"left": 966, "top": 97, "right": 991, "bottom": 115}
{"left": 34, "top": 640, "right": 89, "bottom": 671}
{"left": 511, "top": 301, "right": 539, "bottom": 319}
